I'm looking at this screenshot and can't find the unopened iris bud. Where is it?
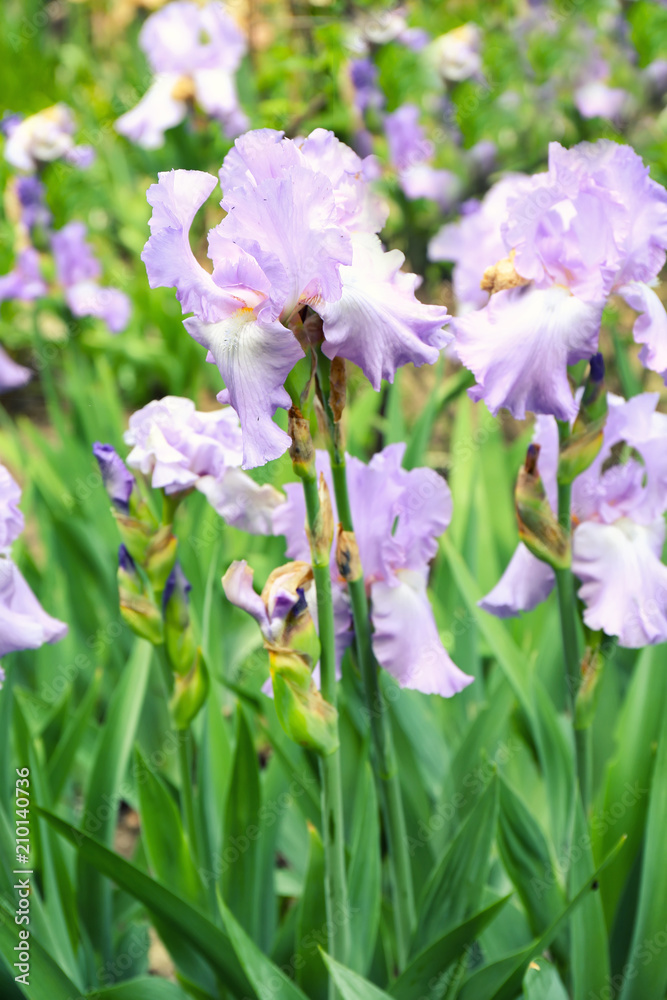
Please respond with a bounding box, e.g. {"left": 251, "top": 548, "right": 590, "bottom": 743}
{"left": 288, "top": 407, "right": 316, "bottom": 479}
{"left": 163, "top": 563, "right": 197, "bottom": 676}
{"left": 117, "top": 544, "right": 142, "bottom": 595}
{"left": 336, "top": 526, "right": 362, "bottom": 583}
{"left": 558, "top": 354, "right": 608, "bottom": 485}
{"left": 516, "top": 444, "right": 571, "bottom": 570}
{"left": 309, "top": 474, "right": 334, "bottom": 565}
{"left": 93, "top": 443, "right": 135, "bottom": 514}
{"left": 269, "top": 649, "right": 339, "bottom": 756}
{"left": 119, "top": 591, "right": 164, "bottom": 645}
{"left": 144, "top": 525, "right": 178, "bottom": 598}
{"left": 170, "top": 648, "right": 210, "bottom": 730}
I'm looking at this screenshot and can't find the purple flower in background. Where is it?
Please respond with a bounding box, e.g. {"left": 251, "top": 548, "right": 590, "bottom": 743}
{"left": 0, "top": 248, "right": 47, "bottom": 305}
{"left": 0, "top": 346, "right": 31, "bottom": 394}
{"left": 350, "top": 59, "right": 385, "bottom": 114}
{"left": 643, "top": 58, "right": 667, "bottom": 100}
{"left": 452, "top": 140, "right": 667, "bottom": 420}
{"left": 15, "top": 176, "right": 51, "bottom": 231}
{"left": 93, "top": 443, "right": 135, "bottom": 513}
{"left": 0, "top": 464, "right": 67, "bottom": 659}
{"left": 397, "top": 26, "right": 430, "bottom": 51}
{"left": 115, "top": 0, "right": 247, "bottom": 149}
{"left": 273, "top": 444, "right": 474, "bottom": 696}
{"left": 428, "top": 173, "right": 530, "bottom": 312}
{"left": 2, "top": 105, "right": 94, "bottom": 173}
{"left": 574, "top": 81, "right": 628, "bottom": 121}
{"left": 51, "top": 222, "right": 131, "bottom": 333}
{"left": 385, "top": 104, "right": 432, "bottom": 171}
{"left": 142, "top": 128, "right": 449, "bottom": 468}
{"left": 481, "top": 393, "right": 667, "bottom": 647}
{"left": 124, "top": 396, "right": 283, "bottom": 533}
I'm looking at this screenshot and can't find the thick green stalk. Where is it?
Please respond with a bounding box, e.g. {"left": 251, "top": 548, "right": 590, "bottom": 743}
{"left": 302, "top": 475, "right": 350, "bottom": 991}
{"left": 554, "top": 423, "right": 591, "bottom": 807}
{"left": 331, "top": 459, "right": 416, "bottom": 969}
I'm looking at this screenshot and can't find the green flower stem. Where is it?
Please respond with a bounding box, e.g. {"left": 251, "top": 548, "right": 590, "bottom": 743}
{"left": 302, "top": 474, "right": 350, "bottom": 991}
{"left": 330, "top": 458, "right": 416, "bottom": 970}
{"left": 555, "top": 422, "right": 591, "bottom": 808}
{"left": 177, "top": 726, "right": 201, "bottom": 869}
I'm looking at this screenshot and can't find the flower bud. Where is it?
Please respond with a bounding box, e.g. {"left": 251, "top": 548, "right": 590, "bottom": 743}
{"left": 93, "top": 443, "right": 135, "bottom": 514}
{"left": 574, "top": 635, "right": 610, "bottom": 730}
{"left": 269, "top": 649, "right": 339, "bottom": 756}
{"left": 516, "top": 444, "right": 571, "bottom": 570}
{"left": 558, "top": 354, "right": 608, "bottom": 485}
{"left": 309, "top": 473, "right": 334, "bottom": 565}
{"left": 170, "top": 648, "right": 210, "bottom": 730}
{"left": 144, "top": 525, "right": 178, "bottom": 597}
{"left": 163, "top": 563, "right": 197, "bottom": 676}
{"left": 118, "top": 591, "right": 164, "bottom": 645}
{"left": 336, "top": 527, "right": 362, "bottom": 583}
{"left": 288, "top": 406, "right": 315, "bottom": 479}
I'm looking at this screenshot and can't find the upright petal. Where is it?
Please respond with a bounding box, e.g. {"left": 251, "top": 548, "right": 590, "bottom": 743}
{"left": 572, "top": 518, "right": 667, "bottom": 648}
{"left": 193, "top": 69, "right": 247, "bottom": 137}
{"left": 479, "top": 542, "right": 555, "bottom": 618}
{"left": 453, "top": 285, "right": 604, "bottom": 420}
{"left": 184, "top": 311, "right": 304, "bottom": 468}
{"left": 142, "top": 169, "right": 242, "bottom": 323}
{"left": 218, "top": 166, "right": 352, "bottom": 318}
{"left": 0, "top": 558, "right": 68, "bottom": 657}
{"left": 370, "top": 575, "right": 474, "bottom": 696}
{"left": 319, "top": 233, "right": 450, "bottom": 390}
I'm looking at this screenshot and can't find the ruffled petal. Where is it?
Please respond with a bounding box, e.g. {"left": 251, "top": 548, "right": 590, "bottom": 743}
{"left": 0, "top": 558, "right": 68, "bottom": 657}
{"left": 479, "top": 543, "right": 555, "bottom": 618}
{"left": 617, "top": 281, "right": 667, "bottom": 377}
{"left": 0, "top": 465, "right": 25, "bottom": 549}
{"left": 184, "top": 311, "right": 304, "bottom": 468}
{"left": 453, "top": 285, "right": 604, "bottom": 420}
{"left": 142, "top": 169, "right": 250, "bottom": 325}
{"left": 115, "top": 74, "right": 186, "bottom": 149}
{"left": 197, "top": 468, "right": 283, "bottom": 534}
{"left": 370, "top": 574, "right": 474, "bottom": 696}
{"left": 572, "top": 518, "right": 667, "bottom": 647}
{"left": 319, "top": 233, "right": 450, "bottom": 390}
{"left": 218, "top": 166, "right": 352, "bottom": 319}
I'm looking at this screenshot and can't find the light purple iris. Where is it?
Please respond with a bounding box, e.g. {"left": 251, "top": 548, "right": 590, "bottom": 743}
{"left": 142, "top": 128, "right": 450, "bottom": 468}
{"left": 481, "top": 393, "right": 667, "bottom": 648}
{"left": 115, "top": 0, "right": 247, "bottom": 149}
{"left": 451, "top": 140, "right": 667, "bottom": 421}
{"left": 428, "top": 173, "right": 531, "bottom": 312}
{"left": 0, "top": 346, "right": 31, "bottom": 394}
{"left": 0, "top": 464, "right": 67, "bottom": 660}
{"left": 124, "top": 396, "right": 283, "bottom": 533}
{"left": 273, "top": 444, "right": 474, "bottom": 697}
{"left": 51, "top": 222, "right": 131, "bottom": 333}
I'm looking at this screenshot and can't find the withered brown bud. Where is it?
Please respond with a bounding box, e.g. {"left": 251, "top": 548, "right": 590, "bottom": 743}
{"left": 288, "top": 406, "right": 315, "bottom": 477}
{"left": 329, "top": 357, "right": 347, "bottom": 423}
{"left": 336, "top": 526, "right": 363, "bottom": 583}
{"left": 480, "top": 250, "right": 530, "bottom": 295}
